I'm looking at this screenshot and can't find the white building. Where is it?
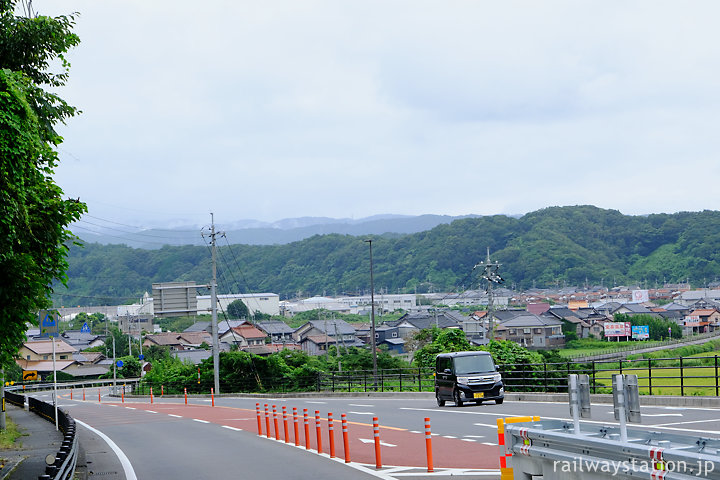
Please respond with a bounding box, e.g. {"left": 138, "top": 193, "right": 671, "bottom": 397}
{"left": 196, "top": 293, "right": 280, "bottom": 316}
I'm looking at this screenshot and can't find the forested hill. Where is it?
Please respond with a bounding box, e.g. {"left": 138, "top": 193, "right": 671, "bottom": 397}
{"left": 55, "top": 206, "right": 720, "bottom": 307}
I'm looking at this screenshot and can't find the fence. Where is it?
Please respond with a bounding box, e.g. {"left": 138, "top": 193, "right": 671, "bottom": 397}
{"left": 130, "top": 354, "right": 720, "bottom": 397}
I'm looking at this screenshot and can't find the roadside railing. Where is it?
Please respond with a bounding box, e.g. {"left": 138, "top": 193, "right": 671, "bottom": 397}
{"left": 26, "top": 395, "right": 78, "bottom": 480}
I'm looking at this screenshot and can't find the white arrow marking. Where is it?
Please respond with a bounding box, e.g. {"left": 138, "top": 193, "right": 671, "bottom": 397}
{"left": 358, "top": 438, "right": 396, "bottom": 447}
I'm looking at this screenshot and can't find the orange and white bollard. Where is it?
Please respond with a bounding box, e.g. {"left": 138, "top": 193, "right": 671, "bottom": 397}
{"left": 341, "top": 414, "right": 351, "bottom": 463}
{"left": 293, "top": 407, "right": 299, "bottom": 446}
{"left": 328, "top": 412, "right": 336, "bottom": 458}
{"left": 83, "top": 388, "right": 85, "bottom": 401}
{"left": 161, "top": 385, "right": 164, "bottom": 397}
{"left": 303, "top": 409, "right": 310, "bottom": 450}
{"left": 315, "top": 410, "right": 323, "bottom": 454}
{"left": 282, "top": 406, "right": 289, "bottom": 443}
{"left": 70, "top": 389, "right": 73, "bottom": 400}
{"left": 150, "top": 386, "right": 154, "bottom": 404}
{"left": 121, "top": 387, "right": 125, "bottom": 403}
{"left": 211, "top": 388, "right": 214, "bottom": 407}
{"left": 184, "top": 387, "right": 187, "bottom": 405}
{"left": 98, "top": 388, "right": 101, "bottom": 403}
{"left": 273, "top": 405, "right": 279, "bottom": 440}
{"left": 264, "top": 404, "right": 271, "bottom": 439}
{"left": 424, "top": 417, "right": 434, "bottom": 472}
{"left": 256, "top": 403, "right": 263, "bottom": 436}
{"left": 373, "top": 416, "right": 382, "bottom": 469}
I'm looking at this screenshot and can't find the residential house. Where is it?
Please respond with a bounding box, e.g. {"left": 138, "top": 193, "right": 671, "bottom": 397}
{"left": 256, "top": 321, "right": 295, "bottom": 344}
{"left": 460, "top": 311, "right": 487, "bottom": 345}
{"left": 220, "top": 324, "right": 268, "bottom": 348}
{"left": 293, "top": 319, "right": 363, "bottom": 355}
{"left": 18, "top": 339, "right": 77, "bottom": 362}
{"left": 384, "top": 312, "right": 460, "bottom": 339}
{"left": 143, "top": 331, "right": 212, "bottom": 350}
{"left": 495, "top": 313, "right": 565, "bottom": 348}
{"left": 683, "top": 308, "right": 720, "bottom": 335}
{"left": 374, "top": 325, "right": 404, "bottom": 353}
{"left": 300, "top": 335, "right": 340, "bottom": 356}
{"left": 59, "top": 330, "right": 105, "bottom": 351}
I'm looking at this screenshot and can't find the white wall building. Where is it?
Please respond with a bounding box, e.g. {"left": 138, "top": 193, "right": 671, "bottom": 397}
{"left": 196, "top": 293, "right": 280, "bottom": 316}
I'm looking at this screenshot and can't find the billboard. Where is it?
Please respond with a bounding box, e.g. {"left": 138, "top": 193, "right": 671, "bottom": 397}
{"left": 151, "top": 282, "right": 199, "bottom": 318}
{"left": 684, "top": 315, "right": 701, "bottom": 326}
{"left": 631, "top": 289, "right": 649, "bottom": 303}
{"left": 604, "top": 322, "right": 631, "bottom": 337}
{"left": 631, "top": 325, "right": 649, "bottom": 340}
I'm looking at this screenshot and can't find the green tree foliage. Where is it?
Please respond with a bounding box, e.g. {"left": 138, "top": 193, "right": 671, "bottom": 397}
{"left": 226, "top": 299, "right": 249, "bottom": 319}
{"left": 0, "top": 2, "right": 85, "bottom": 367}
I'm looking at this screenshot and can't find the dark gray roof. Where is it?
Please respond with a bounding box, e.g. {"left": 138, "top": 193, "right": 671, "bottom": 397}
{"left": 387, "top": 312, "right": 459, "bottom": 330}
{"left": 172, "top": 349, "right": 211, "bottom": 365}
{"left": 256, "top": 321, "right": 294, "bottom": 335}
{"left": 498, "top": 313, "right": 563, "bottom": 327}
{"left": 305, "top": 319, "right": 356, "bottom": 335}
{"left": 380, "top": 338, "right": 405, "bottom": 345}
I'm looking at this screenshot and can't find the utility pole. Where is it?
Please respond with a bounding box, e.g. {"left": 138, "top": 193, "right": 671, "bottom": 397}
{"left": 474, "top": 247, "right": 503, "bottom": 341}
{"left": 202, "top": 214, "right": 223, "bottom": 395}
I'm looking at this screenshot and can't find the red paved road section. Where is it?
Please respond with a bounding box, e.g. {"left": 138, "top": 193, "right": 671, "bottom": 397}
{"left": 89, "top": 399, "right": 499, "bottom": 469}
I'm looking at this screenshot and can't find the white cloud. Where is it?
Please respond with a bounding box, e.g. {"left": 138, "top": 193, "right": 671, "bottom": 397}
{"left": 37, "top": 0, "right": 720, "bottom": 225}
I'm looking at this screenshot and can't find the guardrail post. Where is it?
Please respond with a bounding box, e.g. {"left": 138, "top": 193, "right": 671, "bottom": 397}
{"left": 282, "top": 406, "right": 289, "bottom": 443}
{"left": 341, "top": 413, "right": 350, "bottom": 463}
{"left": 424, "top": 417, "right": 433, "bottom": 472}
{"left": 303, "top": 409, "right": 310, "bottom": 450}
{"left": 293, "top": 407, "right": 299, "bottom": 446}
{"left": 273, "top": 405, "right": 279, "bottom": 440}
{"left": 315, "top": 410, "right": 322, "bottom": 453}
{"left": 373, "top": 416, "right": 382, "bottom": 469}
{"left": 256, "top": 403, "right": 262, "bottom": 436}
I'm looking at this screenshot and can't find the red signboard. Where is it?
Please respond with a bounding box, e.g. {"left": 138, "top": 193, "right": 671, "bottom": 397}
{"left": 604, "top": 322, "right": 631, "bottom": 337}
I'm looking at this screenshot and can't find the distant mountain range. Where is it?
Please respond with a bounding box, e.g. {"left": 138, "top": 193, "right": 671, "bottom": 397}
{"left": 72, "top": 214, "right": 481, "bottom": 248}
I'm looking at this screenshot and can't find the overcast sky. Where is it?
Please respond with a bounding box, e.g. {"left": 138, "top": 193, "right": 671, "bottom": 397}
{"left": 39, "top": 1, "right": 720, "bottom": 229}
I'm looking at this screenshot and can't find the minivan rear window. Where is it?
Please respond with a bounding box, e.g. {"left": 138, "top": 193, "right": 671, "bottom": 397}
{"left": 453, "top": 355, "right": 495, "bottom": 375}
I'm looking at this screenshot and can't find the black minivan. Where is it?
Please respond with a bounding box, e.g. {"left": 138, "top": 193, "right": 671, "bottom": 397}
{"left": 435, "top": 351, "right": 504, "bottom": 406}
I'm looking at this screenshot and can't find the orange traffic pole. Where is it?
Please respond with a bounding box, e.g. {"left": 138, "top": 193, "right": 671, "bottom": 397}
{"left": 83, "top": 388, "right": 85, "bottom": 401}
{"left": 264, "top": 404, "right": 271, "bottom": 439}
{"left": 282, "top": 406, "right": 289, "bottom": 443}
{"left": 211, "top": 388, "right": 214, "bottom": 407}
{"left": 184, "top": 387, "right": 187, "bottom": 405}
{"left": 121, "top": 387, "right": 124, "bottom": 403}
{"left": 373, "top": 416, "right": 382, "bottom": 469}
{"left": 293, "top": 407, "right": 300, "bottom": 446}
{"left": 303, "top": 409, "right": 310, "bottom": 450}
{"left": 161, "top": 384, "right": 164, "bottom": 397}
{"left": 98, "top": 388, "right": 101, "bottom": 403}
{"left": 341, "top": 414, "right": 351, "bottom": 463}
{"left": 424, "top": 417, "right": 434, "bottom": 472}
{"left": 256, "top": 403, "right": 263, "bottom": 436}
{"left": 70, "top": 389, "right": 73, "bottom": 400}
{"left": 328, "top": 412, "right": 336, "bottom": 458}
{"left": 150, "top": 386, "right": 154, "bottom": 404}
{"left": 315, "top": 410, "right": 323, "bottom": 454}
{"left": 273, "top": 405, "right": 280, "bottom": 440}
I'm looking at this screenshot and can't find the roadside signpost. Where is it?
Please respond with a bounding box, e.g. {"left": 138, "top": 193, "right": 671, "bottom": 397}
{"left": 38, "top": 310, "right": 60, "bottom": 431}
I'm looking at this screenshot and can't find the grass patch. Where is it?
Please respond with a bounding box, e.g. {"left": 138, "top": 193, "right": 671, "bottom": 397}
{"left": 593, "top": 364, "right": 720, "bottom": 396}
{"left": 0, "top": 418, "right": 23, "bottom": 449}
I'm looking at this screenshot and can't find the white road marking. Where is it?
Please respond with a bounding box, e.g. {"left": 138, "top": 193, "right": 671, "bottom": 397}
{"left": 146, "top": 410, "right": 157, "bottom": 414}
{"left": 125, "top": 407, "right": 136, "bottom": 410}
{"left": 349, "top": 411, "right": 375, "bottom": 415}
{"left": 349, "top": 404, "right": 374, "bottom": 407}
{"left": 168, "top": 414, "right": 182, "bottom": 418}
{"left": 443, "top": 435, "right": 457, "bottom": 439}
{"left": 305, "top": 401, "right": 327, "bottom": 404}
{"left": 464, "top": 435, "right": 485, "bottom": 438}
{"left": 641, "top": 413, "right": 683, "bottom": 417}
{"left": 193, "top": 419, "right": 210, "bottom": 424}
{"left": 482, "top": 442, "right": 498, "bottom": 446}
{"left": 76, "top": 420, "right": 137, "bottom": 480}
{"left": 473, "top": 423, "right": 499, "bottom": 428}
{"left": 359, "top": 438, "right": 397, "bottom": 447}
{"left": 462, "top": 438, "right": 476, "bottom": 442}
{"left": 222, "top": 425, "right": 243, "bottom": 431}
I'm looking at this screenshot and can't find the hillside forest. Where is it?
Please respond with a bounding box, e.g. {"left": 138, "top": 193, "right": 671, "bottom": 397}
{"left": 54, "top": 206, "right": 720, "bottom": 306}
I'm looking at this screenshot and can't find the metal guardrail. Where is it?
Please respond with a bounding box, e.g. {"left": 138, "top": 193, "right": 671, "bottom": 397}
{"left": 4, "top": 389, "right": 25, "bottom": 407}
{"left": 26, "top": 396, "right": 79, "bottom": 480}
{"left": 505, "top": 419, "right": 720, "bottom": 479}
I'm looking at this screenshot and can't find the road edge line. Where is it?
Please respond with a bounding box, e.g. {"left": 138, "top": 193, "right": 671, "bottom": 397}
{"left": 75, "top": 419, "right": 138, "bottom": 480}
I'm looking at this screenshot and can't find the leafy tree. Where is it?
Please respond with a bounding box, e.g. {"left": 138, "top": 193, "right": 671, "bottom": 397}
{"left": 0, "top": 1, "right": 85, "bottom": 368}
{"left": 227, "top": 299, "right": 249, "bottom": 319}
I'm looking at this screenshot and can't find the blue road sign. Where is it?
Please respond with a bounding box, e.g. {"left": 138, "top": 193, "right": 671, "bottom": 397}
{"left": 138, "top": 354, "right": 145, "bottom": 360}
{"left": 39, "top": 310, "right": 59, "bottom": 338}
{"left": 116, "top": 360, "right": 124, "bottom": 368}
{"left": 81, "top": 322, "right": 90, "bottom": 333}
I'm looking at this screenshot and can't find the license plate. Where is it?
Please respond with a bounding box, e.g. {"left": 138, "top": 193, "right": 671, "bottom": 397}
{"left": 473, "top": 392, "right": 484, "bottom": 399}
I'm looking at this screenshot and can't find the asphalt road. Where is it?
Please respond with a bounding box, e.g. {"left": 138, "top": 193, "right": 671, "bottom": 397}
{"left": 32, "top": 389, "right": 720, "bottom": 480}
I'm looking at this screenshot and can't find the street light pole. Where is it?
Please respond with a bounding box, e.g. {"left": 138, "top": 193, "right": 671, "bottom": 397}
{"left": 364, "top": 239, "right": 378, "bottom": 381}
